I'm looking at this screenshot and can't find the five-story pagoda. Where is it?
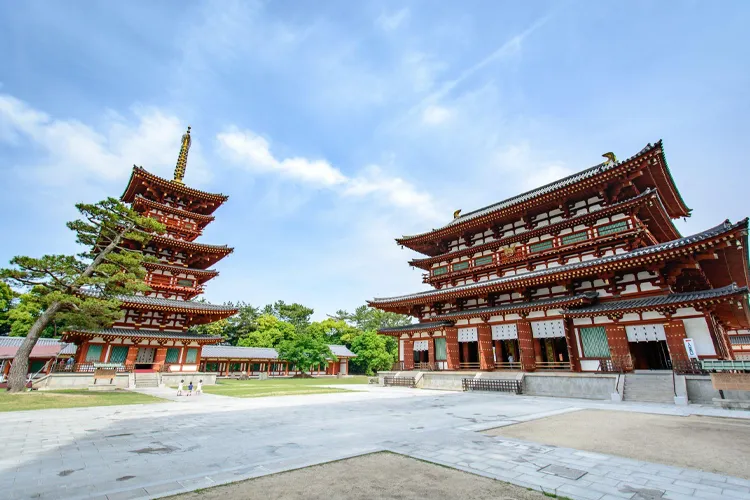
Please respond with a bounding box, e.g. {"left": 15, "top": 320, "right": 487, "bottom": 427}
{"left": 62, "top": 127, "right": 237, "bottom": 372}
{"left": 369, "top": 142, "right": 749, "bottom": 373}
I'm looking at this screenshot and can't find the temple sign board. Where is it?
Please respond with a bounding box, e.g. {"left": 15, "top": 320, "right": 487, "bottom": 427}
{"left": 683, "top": 338, "right": 698, "bottom": 359}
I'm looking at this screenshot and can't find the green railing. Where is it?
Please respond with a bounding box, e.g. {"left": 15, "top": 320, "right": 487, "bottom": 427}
{"left": 701, "top": 360, "right": 750, "bottom": 372}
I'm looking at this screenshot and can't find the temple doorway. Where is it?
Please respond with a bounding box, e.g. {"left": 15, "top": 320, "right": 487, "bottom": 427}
{"left": 413, "top": 349, "right": 429, "bottom": 364}
{"left": 459, "top": 341, "right": 479, "bottom": 368}
{"left": 494, "top": 339, "right": 520, "bottom": 365}
{"left": 629, "top": 341, "right": 671, "bottom": 370}
{"left": 135, "top": 347, "right": 156, "bottom": 369}
{"left": 540, "top": 338, "right": 570, "bottom": 363}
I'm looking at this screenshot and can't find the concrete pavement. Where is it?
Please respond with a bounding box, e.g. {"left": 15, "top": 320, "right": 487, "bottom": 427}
{"left": 1, "top": 385, "right": 749, "bottom": 500}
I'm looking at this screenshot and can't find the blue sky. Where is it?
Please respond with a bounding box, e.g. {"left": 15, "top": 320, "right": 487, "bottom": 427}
{"left": 1, "top": 1, "right": 748, "bottom": 319}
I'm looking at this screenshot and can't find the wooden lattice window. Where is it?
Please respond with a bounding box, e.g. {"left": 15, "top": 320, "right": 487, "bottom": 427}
{"left": 185, "top": 348, "right": 198, "bottom": 363}
{"left": 474, "top": 255, "right": 493, "bottom": 266}
{"left": 560, "top": 231, "right": 588, "bottom": 246}
{"left": 433, "top": 266, "right": 448, "bottom": 276}
{"left": 165, "top": 348, "right": 181, "bottom": 363}
{"left": 579, "top": 327, "right": 611, "bottom": 358}
{"left": 177, "top": 279, "right": 194, "bottom": 288}
{"left": 452, "top": 261, "right": 470, "bottom": 272}
{"left": 85, "top": 344, "right": 103, "bottom": 362}
{"left": 434, "top": 338, "right": 447, "bottom": 361}
{"left": 109, "top": 346, "right": 129, "bottom": 363}
{"left": 597, "top": 220, "right": 629, "bottom": 237}
{"left": 528, "top": 240, "right": 554, "bottom": 253}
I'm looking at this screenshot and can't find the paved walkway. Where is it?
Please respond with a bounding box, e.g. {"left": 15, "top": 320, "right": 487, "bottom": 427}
{"left": 1, "top": 386, "right": 749, "bottom": 500}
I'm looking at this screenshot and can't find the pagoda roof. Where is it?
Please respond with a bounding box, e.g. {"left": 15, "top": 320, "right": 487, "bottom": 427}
{"left": 410, "top": 189, "right": 677, "bottom": 270}
{"left": 434, "top": 292, "right": 598, "bottom": 321}
{"left": 378, "top": 320, "right": 454, "bottom": 336}
{"left": 121, "top": 166, "right": 228, "bottom": 215}
{"left": 133, "top": 195, "right": 216, "bottom": 227}
{"left": 398, "top": 141, "right": 690, "bottom": 255}
{"left": 149, "top": 234, "right": 233, "bottom": 255}
{"left": 142, "top": 262, "right": 219, "bottom": 284}
{"left": 62, "top": 328, "right": 223, "bottom": 344}
{"left": 119, "top": 294, "right": 238, "bottom": 315}
{"left": 369, "top": 219, "right": 748, "bottom": 311}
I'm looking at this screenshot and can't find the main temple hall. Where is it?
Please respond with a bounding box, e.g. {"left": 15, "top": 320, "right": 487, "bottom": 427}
{"left": 369, "top": 141, "right": 750, "bottom": 373}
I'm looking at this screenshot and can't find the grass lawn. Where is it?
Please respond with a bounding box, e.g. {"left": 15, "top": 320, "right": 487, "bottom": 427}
{"left": 202, "top": 376, "right": 369, "bottom": 398}
{"left": 0, "top": 389, "right": 165, "bottom": 412}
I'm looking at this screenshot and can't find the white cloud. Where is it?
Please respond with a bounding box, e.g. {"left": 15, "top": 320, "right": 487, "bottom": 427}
{"left": 216, "top": 127, "right": 441, "bottom": 221}
{"left": 376, "top": 8, "right": 410, "bottom": 31}
{"left": 421, "top": 104, "right": 452, "bottom": 125}
{"left": 0, "top": 93, "right": 209, "bottom": 190}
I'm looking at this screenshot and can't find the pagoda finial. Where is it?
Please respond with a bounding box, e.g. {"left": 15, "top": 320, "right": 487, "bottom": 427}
{"left": 173, "top": 126, "right": 192, "bottom": 184}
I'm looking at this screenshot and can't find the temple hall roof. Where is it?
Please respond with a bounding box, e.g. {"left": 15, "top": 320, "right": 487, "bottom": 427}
{"left": 0, "top": 337, "right": 77, "bottom": 359}
{"left": 379, "top": 321, "right": 454, "bottom": 335}
{"left": 62, "top": 328, "right": 223, "bottom": 342}
{"left": 435, "top": 292, "right": 598, "bottom": 321}
{"left": 200, "top": 344, "right": 356, "bottom": 360}
{"left": 398, "top": 141, "right": 690, "bottom": 253}
{"left": 561, "top": 284, "right": 749, "bottom": 317}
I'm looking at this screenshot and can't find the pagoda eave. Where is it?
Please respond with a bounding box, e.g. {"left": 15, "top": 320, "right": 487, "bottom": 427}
{"left": 121, "top": 166, "right": 228, "bottom": 214}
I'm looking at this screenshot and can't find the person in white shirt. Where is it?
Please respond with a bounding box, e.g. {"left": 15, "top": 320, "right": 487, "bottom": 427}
{"left": 177, "top": 379, "right": 184, "bottom": 396}
{"left": 197, "top": 379, "right": 203, "bottom": 395}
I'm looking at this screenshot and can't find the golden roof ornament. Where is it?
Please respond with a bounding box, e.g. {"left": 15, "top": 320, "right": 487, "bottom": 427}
{"left": 602, "top": 152, "right": 617, "bottom": 164}
{"left": 453, "top": 209, "right": 462, "bottom": 219}
{"left": 173, "top": 126, "right": 192, "bottom": 184}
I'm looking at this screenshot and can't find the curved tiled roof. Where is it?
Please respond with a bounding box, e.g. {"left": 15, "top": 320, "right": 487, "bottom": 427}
{"left": 561, "top": 284, "right": 749, "bottom": 316}
{"left": 119, "top": 294, "right": 238, "bottom": 314}
{"left": 150, "top": 234, "right": 233, "bottom": 254}
{"left": 379, "top": 320, "right": 454, "bottom": 334}
{"left": 398, "top": 141, "right": 690, "bottom": 253}
{"left": 0, "top": 337, "right": 77, "bottom": 359}
{"left": 434, "top": 292, "right": 598, "bottom": 320}
{"left": 371, "top": 219, "right": 748, "bottom": 306}
{"left": 64, "top": 328, "right": 222, "bottom": 341}
{"left": 121, "top": 166, "right": 228, "bottom": 205}
{"left": 133, "top": 195, "right": 216, "bottom": 224}
{"left": 201, "top": 344, "right": 356, "bottom": 360}
{"left": 142, "top": 262, "right": 219, "bottom": 281}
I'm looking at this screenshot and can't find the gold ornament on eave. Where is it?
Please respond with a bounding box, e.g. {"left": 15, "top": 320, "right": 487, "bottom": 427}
{"left": 453, "top": 209, "right": 462, "bottom": 219}
{"left": 173, "top": 126, "right": 192, "bottom": 184}
{"left": 602, "top": 152, "right": 617, "bottom": 164}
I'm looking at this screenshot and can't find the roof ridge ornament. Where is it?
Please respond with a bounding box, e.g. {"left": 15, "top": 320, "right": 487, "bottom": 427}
{"left": 602, "top": 152, "right": 617, "bottom": 164}
{"left": 173, "top": 125, "right": 192, "bottom": 184}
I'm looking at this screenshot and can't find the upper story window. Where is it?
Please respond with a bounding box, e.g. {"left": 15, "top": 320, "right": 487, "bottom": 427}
{"left": 474, "top": 255, "right": 493, "bottom": 267}
{"left": 597, "top": 220, "right": 629, "bottom": 237}
{"left": 452, "top": 261, "right": 470, "bottom": 272}
{"left": 560, "top": 231, "right": 589, "bottom": 246}
{"left": 528, "top": 240, "right": 554, "bottom": 253}
{"left": 177, "top": 278, "right": 195, "bottom": 288}
{"left": 433, "top": 266, "right": 449, "bottom": 276}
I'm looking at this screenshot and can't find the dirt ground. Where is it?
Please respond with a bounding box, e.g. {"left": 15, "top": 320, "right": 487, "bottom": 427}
{"left": 485, "top": 409, "right": 750, "bottom": 479}
{"left": 172, "top": 452, "right": 548, "bottom": 500}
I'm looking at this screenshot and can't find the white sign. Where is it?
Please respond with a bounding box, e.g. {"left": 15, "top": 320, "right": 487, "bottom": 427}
{"left": 683, "top": 338, "right": 698, "bottom": 359}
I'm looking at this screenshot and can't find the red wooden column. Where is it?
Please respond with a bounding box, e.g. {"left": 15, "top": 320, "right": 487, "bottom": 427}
{"left": 533, "top": 338, "right": 543, "bottom": 362}
{"left": 75, "top": 341, "right": 89, "bottom": 364}
{"left": 564, "top": 319, "right": 581, "bottom": 372}
{"left": 427, "top": 337, "right": 435, "bottom": 365}
{"left": 125, "top": 346, "right": 138, "bottom": 366}
{"left": 604, "top": 324, "right": 634, "bottom": 372}
{"left": 445, "top": 327, "right": 460, "bottom": 370}
{"left": 478, "top": 324, "right": 494, "bottom": 370}
{"left": 517, "top": 320, "right": 536, "bottom": 372}
{"left": 664, "top": 320, "right": 689, "bottom": 365}
{"left": 154, "top": 347, "right": 167, "bottom": 371}
{"left": 403, "top": 338, "right": 414, "bottom": 370}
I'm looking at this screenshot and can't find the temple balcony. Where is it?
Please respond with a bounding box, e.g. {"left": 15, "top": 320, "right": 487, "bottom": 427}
{"left": 424, "top": 222, "right": 637, "bottom": 285}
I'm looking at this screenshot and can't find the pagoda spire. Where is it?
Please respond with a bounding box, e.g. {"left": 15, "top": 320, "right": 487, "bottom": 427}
{"left": 173, "top": 126, "right": 192, "bottom": 184}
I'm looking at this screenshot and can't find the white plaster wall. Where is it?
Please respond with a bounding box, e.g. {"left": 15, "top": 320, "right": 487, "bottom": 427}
{"left": 683, "top": 317, "right": 717, "bottom": 356}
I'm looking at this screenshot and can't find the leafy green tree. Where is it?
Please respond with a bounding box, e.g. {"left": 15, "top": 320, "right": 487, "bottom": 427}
{"left": 238, "top": 314, "right": 296, "bottom": 348}
{"left": 305, "top": 318, "right": 360, "bottom": 345}
{"left": 0, "top": 198, "right": 164, "bottom": 392}
{"left": 8, "top": 290, "right": 69, "bottom": 338}
{"left": 0, "top": 281, "right": 15, "bottom": 335}
{"left": 188, "top": 317, "right": 229, "bottom": 339}
{"left": 263, "top": 300, "right": 313, "bottom": 331}
{"left": 350, "top": 330, "right": 394, "bottom": 375}
{"left": 277, "top": 334, "right": 334, "bottom": 375}
{"left": 333, "top": 305, "right": 411, "bottom": 333}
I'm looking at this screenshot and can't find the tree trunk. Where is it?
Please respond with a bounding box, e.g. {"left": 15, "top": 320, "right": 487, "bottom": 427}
{"left": 6, "top": 223, "right": 133, "bottom": 393}
{"left": 7, "top": 301, "right": 62, "bottom": 392}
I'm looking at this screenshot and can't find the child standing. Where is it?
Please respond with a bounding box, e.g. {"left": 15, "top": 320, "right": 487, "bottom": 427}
{"left": 177, "top": 379, "right": 184, "bottom": 396}
{"left": 187, "top": 381, "right": 193, "bottom": 396}
{"left": 196, "top": 379, "right": 203, "bottom": 395}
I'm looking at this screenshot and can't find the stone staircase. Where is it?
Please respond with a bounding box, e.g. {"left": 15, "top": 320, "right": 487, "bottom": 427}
{"left": 134, "top": 372, "right": 159, "bottom": 388}
{"left": 623, "top": 372, "right": 674, "bottom": 403}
